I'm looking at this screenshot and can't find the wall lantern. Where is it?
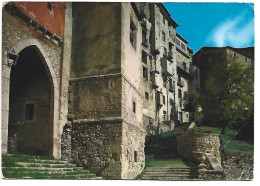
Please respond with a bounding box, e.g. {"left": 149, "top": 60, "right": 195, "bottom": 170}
{"left": 7, "top": 49, "right": 19, "bottom": 67}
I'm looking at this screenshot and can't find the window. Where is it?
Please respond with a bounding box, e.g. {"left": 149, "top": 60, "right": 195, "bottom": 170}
{"left": 163, "top": 95, "right": 166, "bottom": 104}
{"left": 178, "top": 75, "right": 181, "bottom": 84}
{"left": 143, "top": 66, "right": 148, "bottom": 80}
{"left": 145, "top": 92, "right": 149, "bottom": 100}
{"left": 130, "top": 19, "right": 137, "bottom": 47}
{"left": 170, "top": 99, "right": 174, "bottom": 105}
{"left": 233, "top": 52, "right": 236, "bottom": 57}
{"left": 181, "top": 43, "right": 186, "bottom": 51}
{"left": 178, "top": 89, "right": 182, "bottom": 98}
{"left": 186, "top": 113, "right": 189, "bottom": 118}
{"left": 25, "top": 103, "right": 34, "bottom": 120}
{"left": 163, "top": 47, "right": 167, "bottom": 56}
{"left": 179, "top": 112, "right": 183, "bottom": 122}
{"left": 183, "top": 62, "right": 186, "bottom": 71}
{"left": 163, "top": 111, "right": 166, "bottom": 120}
{"left": 47, "top": 2, "right": 53, "bottom": 12}
{"left": 169, "top": 30, "right": 171, "bottom": 37}
{"left": 162, "top": 31, "right": 166, "bottom": 42}
{"left": 163, "top": 79, "right": 166, "bottom": 88}
{"left": 134, "top": 151, "right": 138, "bottom": 162}
{"left": 176, "top": 38, "right": 180, "bottom": 47}
{"left": 245, "top": 57, "right": 248, "bottom": 63}
{"left": 163, "top": 17, "right": 165, "bottom": 25}
{"left": 133, "top": 101, "right": 136, "bottom": 113}
{"left": 169, "top": 79, "right": 174, "bottom": 90}
{"left": 142, "top": 30, "right": 147, "bottom": 46}
{"left": 142, "top": 50, "right": 147, "bottom": 64}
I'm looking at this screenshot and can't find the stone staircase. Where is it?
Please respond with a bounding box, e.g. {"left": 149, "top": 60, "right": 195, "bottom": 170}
{"left": 141, "top": 167, "right": 199, "bottom": 180}
{"left": 2, "top": 154, "right": 103, "bottom": 179}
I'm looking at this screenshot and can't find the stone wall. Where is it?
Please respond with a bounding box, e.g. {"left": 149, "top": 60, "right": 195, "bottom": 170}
{"left": 177, "top": 133, "right": 221, "bottom": 163}
{"left": 121, "top": 122, "right": 145, "bottom": 179}
{"left": 222, "top": 154, "right": 253, "bottom": 180}
{"left": 71, "top": 121, "right": 122, "bottom": 179}
{"left": 61, "top": 122, "right": 72, "bottom": 161}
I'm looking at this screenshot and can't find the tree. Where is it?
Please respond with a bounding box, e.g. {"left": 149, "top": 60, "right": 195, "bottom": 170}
{"left": 183, "top": 90, "right": 200, "bottom": 121}
{"left": 200, "top": 57, "right": 254, "bottom": 132}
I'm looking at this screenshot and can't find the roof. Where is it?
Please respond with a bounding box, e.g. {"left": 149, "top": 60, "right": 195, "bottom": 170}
{"left": 176, "top": 33, "right": 188, "bottom": 44}
{"left": 194, "top": 46, "right": 254, "bottom": 59}
{"left": 156, "top": 3, "right": 179, "bottom": 28}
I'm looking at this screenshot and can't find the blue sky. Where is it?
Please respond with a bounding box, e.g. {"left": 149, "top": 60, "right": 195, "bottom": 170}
{"left": 163, "top": 3, "right": 255, "bottom": 53}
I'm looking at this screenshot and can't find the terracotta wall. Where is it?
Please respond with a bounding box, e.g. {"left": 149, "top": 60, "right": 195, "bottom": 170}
{"left": 15, "top": 2, "right": 65, "bottom": 37}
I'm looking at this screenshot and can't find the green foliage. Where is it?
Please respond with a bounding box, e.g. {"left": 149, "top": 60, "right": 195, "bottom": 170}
{"left": 200, "top": 57, "right": 254, "bottom": 130}
{"left": 145, "top": 158, "right": 189, "bottom": 168}
{"left": 192, "top": 125, "right": 222, "bottom": 135}
{"left": 183, "top": 90, "right": 200, "bottom": 112}
{"left": 160, "top": 130, "right": 181, "bottom": 137}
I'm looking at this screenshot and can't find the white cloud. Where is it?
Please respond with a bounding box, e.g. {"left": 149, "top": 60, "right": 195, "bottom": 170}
{"left": 207, "top": 13, "right": 254, "bottom": 47}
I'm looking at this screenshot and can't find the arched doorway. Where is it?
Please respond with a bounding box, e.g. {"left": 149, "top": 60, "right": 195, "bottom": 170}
{"left": 8, "top": 46, "right": 54, "bottom": 156}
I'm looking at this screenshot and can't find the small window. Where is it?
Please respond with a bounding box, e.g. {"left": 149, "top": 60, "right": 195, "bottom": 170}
{"left": 47, "top": 2, "right": 53, "bottom": 12}
{"left": 176, "top": 38, "right": 180, "bottom": 46}
{"left": 163, "top": 47, "right": 167, "bottom": 56}
{"left": 162, "top": 31, "right": 166, "bottom": 42}
{"left": 181, "top": 42, "right": 186, "bottom": 51}
{"left": 234, "top": 52, "right": 236, "bottom": 57}
{"left": 142, "top": 50, "right": 147, "bottom": 64}
{"left": 25, "top": 103, "right": 34, "bottom": 120}
{"left": 183, "top": 62, "right": 186, "bottom": 71}
{"left": 245, "top": 57, "right": 248, "bottom": 63}
{"left": 163, "top": 95, "right": 166, "bottom": 104}
{"left": 133, "top": 101, "right": 136, "bottom": 113}
{"left": 169, "top": 79, "right": 174, "bottom": 90}
{"left": 134, "top": 151, "right": 138, "bottom": 162}
{"left": 145, "top": 92, "right": 149, "bottom": 100}
{"left": 163, "top": 79, "right": 166, "bottom": 88}
{"left": 142, "top": 30, "right": 147, "bottom": 46}
{"left": 163, "top": 111, "right": 166, "bottom": 120}
{"left": 170, "top": 99, "right": 174, "bottom": 105}
{"left": 187, "top": 113, "right": 189, "bottom": 118}
{"left": 178, "top": 89, "right": 182, "bottom": 98}
{"left": 169, "top": 30, "right": 171, "bottom": 37}
{"left": 143, "top": 66, "right": 148, "bottom": 81}
{"left": 130, "top": 19, "right": 137, "bottom": 47}
{"left": 163, "top": 17, "right": 165, "bottom": 25}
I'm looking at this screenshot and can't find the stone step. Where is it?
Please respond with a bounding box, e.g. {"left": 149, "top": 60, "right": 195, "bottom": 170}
{"left": 144, "top": 171, "right": 198, "bottom": 174}
{"left": 16, "top": 162, "right": 77, "bottom": 168}
{"left": 145, "top": 168, "right": 198, "bottom": 171}
{"left": 2, "top": 167, "right": 75, "bottom": 172}
{"left": 142, "top": 175, "right": 198, "bottom": 178}
{"left": 3, "top": 168, "right": 96, "bottom": 175}
{"left": 143, "top": 170, "right": 199, "bottom": 173}
{"left": 142, "top": 177, "right": 199, "bottom": 180}
{"left": 142, "top": 174, "right": 199, "bottom": 177}
{"left": 3, "top": 154, "right": 102, "bottom": 180}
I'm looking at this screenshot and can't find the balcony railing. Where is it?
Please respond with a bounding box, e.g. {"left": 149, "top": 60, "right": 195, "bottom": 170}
{"left": 177, "top": 61, "right": 189, "bottom": 73}
{"left": 177, "top": 79, "right": 184, "bottom": 87}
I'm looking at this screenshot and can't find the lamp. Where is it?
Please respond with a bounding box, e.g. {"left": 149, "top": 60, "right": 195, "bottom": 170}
{"left": 7, "top": 49, "right": 19, "bottom": 67}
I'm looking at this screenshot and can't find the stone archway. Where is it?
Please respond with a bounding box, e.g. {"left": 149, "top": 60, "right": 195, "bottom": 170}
{"left": 2, "top": 39, "right": 60, "bottom": 158}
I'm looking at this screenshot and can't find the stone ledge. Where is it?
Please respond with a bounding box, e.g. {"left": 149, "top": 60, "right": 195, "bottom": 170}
{"left": 73, "top": 117, "right": 123, "bottom": 124}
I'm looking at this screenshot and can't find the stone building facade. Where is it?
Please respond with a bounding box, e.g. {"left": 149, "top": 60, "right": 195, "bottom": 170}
{"left": 193, "top": 46, "right": 254, "bottom": 91}
{"left": 2, "top": 2, "right": 72, "bottom": 158}
{"left": 2, "top": 2, "right": 200, "bottom": 179}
